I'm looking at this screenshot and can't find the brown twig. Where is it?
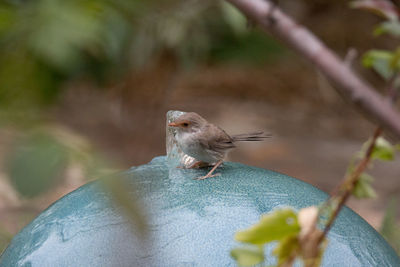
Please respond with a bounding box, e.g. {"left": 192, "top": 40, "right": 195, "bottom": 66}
{"left": 319, "top": 127, "right": 382, "bottom": 242}
{"left": 318, "top": 71, "right": 399, "bottom": 243}
{"left": 226, "top": 0, "right": 400, "bottom": 140}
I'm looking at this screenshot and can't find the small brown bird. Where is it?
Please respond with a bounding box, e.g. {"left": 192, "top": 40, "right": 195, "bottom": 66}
{"left": 168, "top": 112, "right": 271, "bottom": 180}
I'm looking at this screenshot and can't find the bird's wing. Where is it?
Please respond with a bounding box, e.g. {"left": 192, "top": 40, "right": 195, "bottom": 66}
{"left": 199, "top": 124, "right": 236, "bottom": 153}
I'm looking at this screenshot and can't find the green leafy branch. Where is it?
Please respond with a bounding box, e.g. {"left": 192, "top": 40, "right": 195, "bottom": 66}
{"left": 231, "top": 206, "right": 326, "bottom": 267}
{"left": 231, "top": 1, "right": 400, "bottom": 266}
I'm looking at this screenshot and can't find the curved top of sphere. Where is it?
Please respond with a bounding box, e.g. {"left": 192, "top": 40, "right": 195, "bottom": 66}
{"left": 1, "top": 156, "right": 399, "bottom": 266}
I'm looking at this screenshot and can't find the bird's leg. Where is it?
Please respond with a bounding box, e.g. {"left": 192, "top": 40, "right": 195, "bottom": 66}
{"left": 195, "top": 160, "right": 223, "bottom": 180}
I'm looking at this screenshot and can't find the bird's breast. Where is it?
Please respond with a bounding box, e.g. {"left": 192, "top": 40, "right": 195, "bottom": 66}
{"left": 176, "top": 132, "right": 220, "bottom": 163}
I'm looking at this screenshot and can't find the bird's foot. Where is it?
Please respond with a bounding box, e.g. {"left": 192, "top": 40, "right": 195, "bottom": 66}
{"left": 193, "top": 160, "right": 223, "bottom": 180}
{"left": 194, "top": 173, "right": 221, "bottom": 180}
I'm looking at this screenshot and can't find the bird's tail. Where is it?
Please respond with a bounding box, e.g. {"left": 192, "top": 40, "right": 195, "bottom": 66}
{"left": 231, "top": 131, "right": 272, "bottom": 142}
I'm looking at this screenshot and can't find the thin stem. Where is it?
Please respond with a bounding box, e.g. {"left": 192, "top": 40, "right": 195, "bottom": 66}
{"left": 318, "top": 72, "right": 399, "bottom": 244}
{"left": 319, "top": 127, "right": 382, "bottom": 243}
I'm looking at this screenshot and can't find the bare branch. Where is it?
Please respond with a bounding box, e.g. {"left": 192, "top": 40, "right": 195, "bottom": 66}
{"left": 226, "top": 0, "right": 400, "bottom": 139}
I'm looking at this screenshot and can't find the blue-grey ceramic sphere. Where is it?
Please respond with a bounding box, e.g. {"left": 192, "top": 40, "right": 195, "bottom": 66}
{"left": 1, "top": 156, "right": 399, "bottom": 266}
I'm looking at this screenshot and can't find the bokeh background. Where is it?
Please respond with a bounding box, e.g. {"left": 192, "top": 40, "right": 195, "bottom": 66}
{"left": 0, "top": 0, "right": 399, "bottom": 252}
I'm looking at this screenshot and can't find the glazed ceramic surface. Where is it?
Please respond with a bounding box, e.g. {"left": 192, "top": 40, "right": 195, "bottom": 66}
{"left": 1, "top": 156, "right": 399, "bottom": 266}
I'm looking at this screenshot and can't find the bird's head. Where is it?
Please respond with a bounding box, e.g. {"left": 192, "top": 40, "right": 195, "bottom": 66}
{"left": 168, "top": 112, "right": 207, "bottom": 133}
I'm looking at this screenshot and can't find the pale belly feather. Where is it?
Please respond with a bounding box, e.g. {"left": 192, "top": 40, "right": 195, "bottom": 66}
{"left": 176, "top": 131, "right": 222, "bottom": 163}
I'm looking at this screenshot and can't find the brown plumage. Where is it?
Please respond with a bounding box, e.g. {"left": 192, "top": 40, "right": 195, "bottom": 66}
{"left": 168, "top": 112, "right": 271, "bottom": 180}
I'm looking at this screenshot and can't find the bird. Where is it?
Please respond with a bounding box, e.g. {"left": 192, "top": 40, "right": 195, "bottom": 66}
{"left": 168, "top": 112, "right": 271, "bottom": 180}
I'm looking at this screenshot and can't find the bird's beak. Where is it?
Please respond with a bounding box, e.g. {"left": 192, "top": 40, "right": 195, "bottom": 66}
{"left": 168, "top": 122, "right": 179, "bottom": 127}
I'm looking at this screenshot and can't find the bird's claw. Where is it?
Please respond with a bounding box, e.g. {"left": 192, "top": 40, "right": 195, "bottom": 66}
{"left": 194, "top": 173, "right": 221, "bottom": 180}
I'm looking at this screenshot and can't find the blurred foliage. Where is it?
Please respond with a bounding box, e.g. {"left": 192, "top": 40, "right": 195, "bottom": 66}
{"left": 235, "top": 209, "right": 300, "bottom": 245}
{"left": 101, "top": 176, "right": 148, "bottom": 237}
{"left": 231, "top": 2, "right": 400, "bottom": 266}
{"left": 352, "top": 0, "right": 400, "bottom": 82}
{"left": 0, "top": 227, "right": 13, "bottom": 254}
{"left": 231, "top": 207, "right": 325, "bottom": 267}
{"left": 0, "top": 0, "right": 285, "bottom": 251}
{"left": 230, "top": 246, "right": 264, "bottom": 267}
{"left": 209, "top": 2, "right": 285, "bottom": 64}
{"left": 362, "top": 49, "right": 398, "bottom": 80}
{"left": 0, "top": 0, "right": 284, "bottom": 110}
{"left": 0, "top": 0, "right": 144, "bottom": 108}
{"left": 352, "top": 173, "right": 377, "bottom": 199}
{"left": 6, "top": 132, "right": 68, "bottom": 197}
{"left": 380, "top": 197, "right": 400, "bottom": 255}
{"left": 232, "top": 209, "right": 300, "bottom": 266}
{"left": 349, "top": 136, "right": 400, "bottom": 199}
{"left": 0, "top": 0, "right": 285, "bottom": 198}
{"left": 4, "top": 126, "right": 113, "bottom": 197}
{"left": 350, "top": 0, "right": 400, "bottom": 201}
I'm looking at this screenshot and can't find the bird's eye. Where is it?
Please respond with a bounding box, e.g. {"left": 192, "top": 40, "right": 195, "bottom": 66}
{"left": 182, "top": 122, "right": 189, "bottom": 127}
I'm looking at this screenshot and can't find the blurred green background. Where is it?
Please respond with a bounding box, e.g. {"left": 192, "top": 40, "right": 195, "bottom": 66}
{"left": 0, "top": 0, "right": 399, "bottom": 254}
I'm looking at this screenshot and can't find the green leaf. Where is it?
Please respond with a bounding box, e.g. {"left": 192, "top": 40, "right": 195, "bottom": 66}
{"left": 358, "top": 137, "right": 396, "bottom": 161}
{"left": 273, "top": 234, "right": 299, "bottom": 266}
{"left": 235, "top": 209, "right": 300, "bottom": 245}
{"left": 362, "top": 50, "right": 394, "bottom": 80}
{"left": 374, "top": 21, "right": 400, "bottom": 38}
{"left": 0, "top": 4, "right": 16, "bottom": 34}
{"left": 101, "top": 177, "right": 148, "bottom": 236}
{"left": 353, "top": 173, "right": 377, "bottom": 199}
{"left": 220, "top": 1, "right": 247, "bottom": 35}
{"left": 372, "top": 137, "right": 396, "bottom": 161}
{"left": 28, "top": 0, "right": 103, "bottom": 72}
{"left": 380, "top": 197, "right": 400, "bottom": 254}
{"left": 231, "top": 246, "right": 264, "bottom": 266}
{"left": 6, "top": 133, "right": 68, "bottom": 197}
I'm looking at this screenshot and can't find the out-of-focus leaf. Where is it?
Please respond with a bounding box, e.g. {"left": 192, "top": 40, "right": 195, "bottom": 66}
{"left": 380, "top": 197, "right": 400, "bottom": 254}
{"left": 374, "top": 21, "right": 400, "bottom": 37}
{"left": 358, "top": 136, "right": 397, "bottom": 161}
{"left": 390, "top": 48, "right": 400, "bottom": 70}
{"left": 0, "top": 3, "right": 16, "bottom": 34}
{"left": 231, "top": 246, "right": 264, "bottom": 266}
{"left": 6, "top": 133, "right": 68, "bottom": 197}
{"left": 0, "top": 226, "right": 13, "bottom": 253}
{"left": 350, "top": 0, "right": 399, "bottom": 20}
{"left": 209, "top": 31, "right": 285, "bottom": 64}
{"left": 273, "top": 234, "right": 299, "bottom": 266}
{"left": 235, "top": 209, "right": 300, "bottom": 245}
{"left": 353, "top": 173, "right": 377, "bottom": 199}
{"left": 220, "top": 1, "right": 247, "bottom": 35}
{"left": 362, "top": 50, "right": 394, "bottom": 80}
{"left": 28, "top": 0, "right": 103, "bottom": 72}
{"left": 372, "top": 137, "right": 396, "bottom": 161}
{"left": 102, "top": 177, "right": 148, "bottom": 236}
{"left": 131, "top": 0, "right": 213, "bottom": 68}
